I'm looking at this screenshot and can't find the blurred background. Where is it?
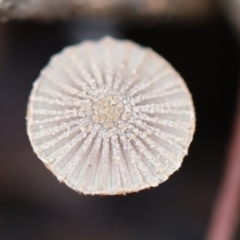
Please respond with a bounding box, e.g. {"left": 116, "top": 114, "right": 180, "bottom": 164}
{"left": 0, "top": 0, "right": 240, "bottom": 239}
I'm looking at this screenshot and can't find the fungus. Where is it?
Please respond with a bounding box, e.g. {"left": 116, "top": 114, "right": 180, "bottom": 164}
{"left": 26, "top": 36, "right": 195, "bottom": 195}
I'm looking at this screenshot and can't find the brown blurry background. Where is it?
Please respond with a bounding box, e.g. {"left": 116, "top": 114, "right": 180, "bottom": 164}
{"left": 0, "top": 2, "right": 240, "bottom": 240}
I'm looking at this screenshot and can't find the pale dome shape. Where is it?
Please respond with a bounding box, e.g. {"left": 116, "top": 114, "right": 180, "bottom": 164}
{"left": 27, "top": 36, "right": 195, "bottom": 195}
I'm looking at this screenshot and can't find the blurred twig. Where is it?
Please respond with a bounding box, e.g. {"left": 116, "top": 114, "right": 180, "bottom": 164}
{"left": 206, "top": 78, "right": 240, "bottom": 240}
{"left": 0, "top": 0, "right": 216, "bottom": 22}
{"left": 220, "top": 0, "right": 240, "bottom": 40}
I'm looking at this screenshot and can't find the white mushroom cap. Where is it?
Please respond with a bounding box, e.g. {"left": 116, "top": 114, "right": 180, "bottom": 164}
{"left": 26, "top": 36, "right": 195, "bottom": 195}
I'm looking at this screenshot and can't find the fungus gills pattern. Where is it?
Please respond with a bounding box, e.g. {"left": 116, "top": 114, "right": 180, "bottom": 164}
{"left": 27, "top": 37, "right": 195, "bottom": 195}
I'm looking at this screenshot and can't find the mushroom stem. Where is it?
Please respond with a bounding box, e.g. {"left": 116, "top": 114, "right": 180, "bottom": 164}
{"left": 206, "top": 81, "right": 240, "bottom": 240}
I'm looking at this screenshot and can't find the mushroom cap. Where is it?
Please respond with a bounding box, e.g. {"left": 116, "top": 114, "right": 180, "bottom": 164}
{"left": 26, "top": 36, "right": 195, "bottom": 195}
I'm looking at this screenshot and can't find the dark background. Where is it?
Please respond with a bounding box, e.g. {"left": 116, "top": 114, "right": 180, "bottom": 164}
{"left": 0, "top": 13, "right": 240, "bottom": 240}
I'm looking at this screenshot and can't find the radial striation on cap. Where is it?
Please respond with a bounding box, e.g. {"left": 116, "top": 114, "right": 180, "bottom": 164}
{"left": 26, "top": 36, "right": 195, "bottom": 195}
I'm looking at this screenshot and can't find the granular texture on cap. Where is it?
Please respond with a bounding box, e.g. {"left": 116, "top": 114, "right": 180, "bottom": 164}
{"left": 27, "top": 36, "right": 195, "bottom": 195}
